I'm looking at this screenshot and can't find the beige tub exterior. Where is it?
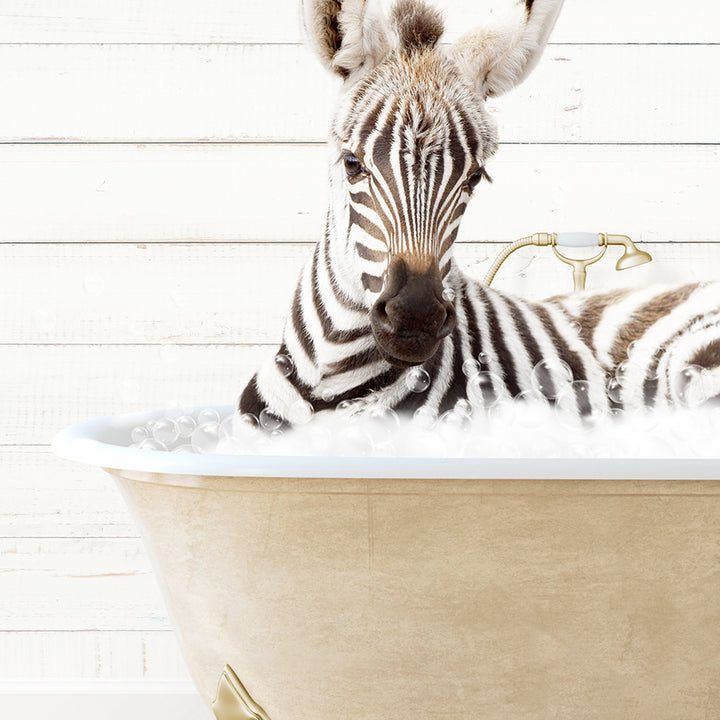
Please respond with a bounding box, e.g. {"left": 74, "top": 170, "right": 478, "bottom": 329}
{"left": 52, "top": 409, "right": 720, "bottom": 719}
{"left": 109, "top": 468, "right": 720, "bottom": 720}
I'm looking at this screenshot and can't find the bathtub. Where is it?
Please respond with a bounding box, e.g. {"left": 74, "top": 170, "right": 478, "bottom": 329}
{"left": 53, "top": 405, "right": 720, "bottom": 720}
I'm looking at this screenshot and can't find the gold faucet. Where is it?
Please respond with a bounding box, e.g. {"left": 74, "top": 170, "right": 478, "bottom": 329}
{"left": 483, "top": 232, "right": 653, "bottom": 291}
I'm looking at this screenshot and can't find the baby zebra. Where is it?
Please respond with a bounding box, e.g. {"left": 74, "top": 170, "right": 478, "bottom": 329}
{"left": 238, "top": 0, "right": 720, "bottom": 426}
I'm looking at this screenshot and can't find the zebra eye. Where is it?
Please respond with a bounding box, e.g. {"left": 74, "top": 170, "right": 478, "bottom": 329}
{"left": 465, "top": 166, "right": 492, "bottom": 191}
{"left": 343, "top": 152, "right": 364, "bottom": 179}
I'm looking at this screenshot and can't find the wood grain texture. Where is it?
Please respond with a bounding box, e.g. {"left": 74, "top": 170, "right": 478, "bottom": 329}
{"left": 0, "top": 631, "right": 189, "bottom": 678}
{"left": 1, "top": 344, "right": 272, "bottom": 444}
{"left": 0, "top": 537, "right": 170, "bottom": 631}
{"left": 0, "top": 144, "right": 718, "bottom": 243}
{"left": 3, "top": 242, "right": 719, "bottom": 345}
{"left": 0, "top": 448, "right": 135, "bottom": 538}
{"left": 0, "top": 0, "right": 718, "bottom": 43}
{"left": 0, "top": 44, "right": 717, "bottom": 143}
{"left": 0, "top": 684, "right": 211, "bottom": 720}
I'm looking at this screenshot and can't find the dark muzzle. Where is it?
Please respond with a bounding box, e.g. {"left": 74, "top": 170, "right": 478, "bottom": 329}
{"left": 370, "top": 256, "right": 456, "bottom": 366}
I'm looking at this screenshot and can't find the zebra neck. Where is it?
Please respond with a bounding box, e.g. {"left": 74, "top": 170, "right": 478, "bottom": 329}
{"left": 282, "top": 233, "right": 378, "bottom": 390}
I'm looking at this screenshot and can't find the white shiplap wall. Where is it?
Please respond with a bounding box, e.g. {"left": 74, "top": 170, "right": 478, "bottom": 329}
{"left": 1, "top": 0, "right": 719, "bottom": 709}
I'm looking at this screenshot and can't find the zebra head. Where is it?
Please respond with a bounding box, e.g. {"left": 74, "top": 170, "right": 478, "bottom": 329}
{"left": 304, "top": 0, "right": 564, "bottom": 367}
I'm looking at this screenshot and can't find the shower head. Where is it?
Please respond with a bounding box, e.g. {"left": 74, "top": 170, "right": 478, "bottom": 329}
{"left": 605, "top": 234, "right": 653, "bottom": 271}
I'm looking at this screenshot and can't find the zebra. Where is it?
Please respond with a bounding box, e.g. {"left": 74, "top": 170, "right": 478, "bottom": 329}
{"left": 238, "top": 0, "right": 720, "bottom": 428}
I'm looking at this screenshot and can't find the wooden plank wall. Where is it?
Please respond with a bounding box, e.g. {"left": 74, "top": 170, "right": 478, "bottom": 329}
{"left": 1, "top": 0, "right": 719, "bottom": 686}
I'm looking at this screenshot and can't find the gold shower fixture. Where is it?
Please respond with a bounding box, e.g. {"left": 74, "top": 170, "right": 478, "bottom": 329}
{"left": 483, "top": 232, "right": 653, "bottom": 291}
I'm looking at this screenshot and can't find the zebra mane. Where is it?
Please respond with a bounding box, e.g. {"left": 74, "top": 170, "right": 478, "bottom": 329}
{"left": 391, "top": 0, "right": 444, "bottom": 52}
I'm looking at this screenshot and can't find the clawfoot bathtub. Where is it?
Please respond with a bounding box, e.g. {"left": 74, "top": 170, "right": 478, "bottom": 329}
{"left": 53, "top": 406, "right": 720, "bottom": 720}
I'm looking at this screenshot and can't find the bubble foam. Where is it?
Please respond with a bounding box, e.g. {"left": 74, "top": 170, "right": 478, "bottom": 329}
{"left": 128, "top": 399, "right": 720, "bottom": 460}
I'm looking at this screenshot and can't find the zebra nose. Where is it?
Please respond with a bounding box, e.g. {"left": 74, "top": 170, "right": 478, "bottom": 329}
{"left": 370, "top": 257, "right": 456, "bottom": 365}
{"left": 373, "top": 294, "right": 455, "bottom": 337}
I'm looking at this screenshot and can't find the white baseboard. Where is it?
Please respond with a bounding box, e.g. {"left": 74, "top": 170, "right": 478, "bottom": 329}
{"left": 0, "top": 680, "right": 214, "bottom": 720}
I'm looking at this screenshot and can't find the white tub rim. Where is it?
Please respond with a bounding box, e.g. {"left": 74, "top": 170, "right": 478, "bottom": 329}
{"left": 50, "top": 404, "right": 720, "bottom": 481}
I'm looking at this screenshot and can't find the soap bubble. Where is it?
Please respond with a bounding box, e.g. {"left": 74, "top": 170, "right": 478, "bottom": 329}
{"left": 441, "top": 287, "right": 456, "bottom": 303}
{"left": 366, "top": 406, "right": 401, "bottom": 443}
{"left": 437, "top": 409, "right": 472, "bottom": 443}
{"left": 556, "top": 380, "right": 606, "bottom": 428}
{"left": 198, "top": 408, "right": 220, "bottom": 426}
{"left": 152, "top": 418, "right": 179, "bottom": 445}
{"left": 514, "top": 388, "right": 545, "bottom": 404}
{"left": 511, "top": 395, "right": 551, "bottom": 429}
{"left": 191, "top": 422, "right": 221, "bottom": 453}
{"left": 219, "top": 415, "right": 236, "bottom": 439}
{"left": 487, "top": 398, "right": 521, "bottom": 426}
{"left": 477, "top": 351, "right": 490, "bottom": 368}
{"left": 320, "top": 388, "right": 335, "bottom": 403}
{"left": 462, "top": 359, "right": 480, "bottom": 378}
{"left": 138, "top": 438, "right": 167, "bottom": 452}
{"left": 606, "top": 376, "right": 624, "bottom": 405}
{"left": 259, "top": 408, "right": 284, "bottom": 431}
{"left": 676, "top": 364, "right": 713, "bottom": 407}
{"left": 234, "top": 413, "right": 258, "bottom": 433}
{"left": 216, "top": 425, "right": 252, "bottom": 454}
{"left": 531, "top": 358, "right": 573, "bottom": 399}
{"left": 467, "top": 371, "right": 502, "bottom": 409}
{"left": 615, "top": 357, "right": 642, "bottom": 381}
{"left": 405, "top": 367, "right": 431, "bottom": 393}
{"left": 556, "top": 379, "right": 591, "bottom": 414}
{"left": 337, "top": 398, "right": 368, "bottom": 420}
{"left": 412, "top": 406, "right": 438, "bottom": 429}
{"left": 287, "top": 399, "right": 314, "bottom": 425}
{"left": 130, "top": 425, "right": 150, "bottom": 444}
{"left": 176, "top": 414, "right": 197, "bottom": 438}
{"left": 274, "top": 354, "right": 294, "bottom": 378}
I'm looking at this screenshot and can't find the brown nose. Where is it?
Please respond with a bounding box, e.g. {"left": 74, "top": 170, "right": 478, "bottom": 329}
{"left": 370, "top": 257, "right": 456, "bottom": 366}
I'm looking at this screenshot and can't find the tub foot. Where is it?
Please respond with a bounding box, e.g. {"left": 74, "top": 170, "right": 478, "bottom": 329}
{"left": 212, "top": 665, "right": 272, "bottom": 720}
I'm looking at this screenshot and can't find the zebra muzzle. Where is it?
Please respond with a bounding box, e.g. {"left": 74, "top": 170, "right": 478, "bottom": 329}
{"left": 370, "top": 257, "right": 456, "bottom": 366}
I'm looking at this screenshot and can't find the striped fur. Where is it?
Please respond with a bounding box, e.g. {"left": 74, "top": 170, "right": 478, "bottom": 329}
{"left": 238, "top": 0, "right": 720, "bottom": 424}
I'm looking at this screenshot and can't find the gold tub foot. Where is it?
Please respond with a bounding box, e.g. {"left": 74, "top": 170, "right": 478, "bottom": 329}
{"left": 212, "top": 665, "right": 272, "bottom": 720}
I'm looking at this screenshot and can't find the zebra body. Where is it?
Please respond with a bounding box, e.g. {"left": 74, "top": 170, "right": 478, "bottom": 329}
{"left": 240, "top": 245, "right": 720, "bottom": 422}
{"left": 238, "top": 0, "right": 720, "bottom": 424}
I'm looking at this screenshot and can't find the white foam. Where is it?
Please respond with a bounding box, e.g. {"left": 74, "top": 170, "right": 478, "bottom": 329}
{"left": 129, "top": 398, "right": 720, "bottom": 459}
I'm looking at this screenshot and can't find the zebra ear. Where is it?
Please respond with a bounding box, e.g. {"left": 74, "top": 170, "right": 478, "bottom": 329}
{"left": 450, "top": 0, "right": 564, "bottom": 99}
{"left": 302, "top": 0, "right": 391, "bottom": 78}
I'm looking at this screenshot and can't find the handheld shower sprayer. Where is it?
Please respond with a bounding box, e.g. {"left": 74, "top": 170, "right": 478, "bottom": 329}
{"left": 483, "top": 232, "right": 653, "bottom": 291}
